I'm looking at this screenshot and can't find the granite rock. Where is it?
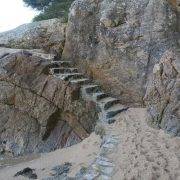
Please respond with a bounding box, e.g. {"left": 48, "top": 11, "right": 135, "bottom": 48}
{"left": 144, "top": 50, "right": 180, "bottom": 136}
{"left": 0, "top": 48, "right": 98, "bottom": 156}
{"left": 63, "top": 0, "right": 180, "bottom": 106}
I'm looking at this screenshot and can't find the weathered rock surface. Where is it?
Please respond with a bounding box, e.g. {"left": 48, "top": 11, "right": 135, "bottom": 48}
{"left": 0, "top": 1, "right": 179, "bottom": 179}
{"left": 0, "top": 48, "right": 97, "bottom": 156}
{"left": 63, "top": 0, "right": 180, "bottom": 106}
{"left": 0, "top": 19, "right": 66, "bottom": 56}
{"left": 144, "top": 51, "right": 180, "bottom": 136}
{"left": 62, "top": 0, "right": 180, "bottom": 135}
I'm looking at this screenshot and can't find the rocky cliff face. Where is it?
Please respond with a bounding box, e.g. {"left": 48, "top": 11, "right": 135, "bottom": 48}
{"left": 0, "top": 48, "right": 97, "bottom": 156}
{"left": 0, "top": 0, "right": 179, "bottom": 161}
{"left": 0, "top": 2, "right": 179, "bottom": 179}
{"left": 62, "top": 0, "right": 180, "bottom": 135}
{"left": 0, "top": 19, "right": 66, "bottom": 57}
{"left": 63, "top": 0, "right": 179, "bottom": 105}
{"left": 144, "top": 51, "right": 180, "bottom": 136}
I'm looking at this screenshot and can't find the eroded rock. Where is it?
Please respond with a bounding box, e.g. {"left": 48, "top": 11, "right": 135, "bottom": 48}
{"left": 144, "top": 51, "right": 180, "bottom": 136}
{"left": 0, "top": 48, "right": 98, "bottom": 156}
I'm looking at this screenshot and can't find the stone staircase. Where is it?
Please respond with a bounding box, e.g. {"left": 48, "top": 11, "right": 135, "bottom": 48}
{"left": 50, "top": 60, "right": 128, "bottom": 125}
{"left": 49, "top": 59, "right": 129, "bottom": 179}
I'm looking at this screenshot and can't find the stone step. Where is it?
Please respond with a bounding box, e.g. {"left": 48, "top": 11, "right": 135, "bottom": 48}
{"left": 51, "top": 61, "right": 73, "bottom": 68}
{"left": 70, "top": 78, "right": 90, "bottom": 85}
{"left": 94, "top": 92, "right": 109, "bottom": 101}
{"left": 96, "top": 156, "right": 114, "bottom": 167}
{"left": 50, "top": 68, "right": 78, "bottom": 74}
{"left": 106, "top": 105, "right": 129, "bottom": 119}
{"left": 82, "top": 84, "right": 101, "bottom": 94}
{"left": 105, "top": 118, "right": 116, "bottom": 124}
{"left": 98, "top": 97, "right": 120, "bottom": 110}
{"left": 56, "top": 73, "right": 84, "bottom": 81}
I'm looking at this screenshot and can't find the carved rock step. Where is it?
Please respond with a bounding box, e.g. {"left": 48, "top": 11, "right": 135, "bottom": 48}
{"left": 50, "top": 61, "right": 73, "bottom": 68}
{"left": 105, "top": 104, "right": 129, "bottom": 119}
{"left": 70, "top": 78, "right": 90, "bottom": 85}
{"left": 105, "top": 118, "right": 116, "bottom": 124}
{"left": 50, "top": 68, "right": 78, "bottom": 74}
{"left": 81, "top": 84, "right": 101, "bottom": 94}
{"left": 94, "top": 92, "right": 109, "bottom": 101}
{"left": 55, "top": 73, "right": 85, "bottom": 81}
{"left": 98, "top": 97, "right": 120, "bottom": 110}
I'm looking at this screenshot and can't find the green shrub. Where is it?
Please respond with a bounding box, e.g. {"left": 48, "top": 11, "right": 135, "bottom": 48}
{"left": 23, "top": 0, "right": 74, "bottom": 22}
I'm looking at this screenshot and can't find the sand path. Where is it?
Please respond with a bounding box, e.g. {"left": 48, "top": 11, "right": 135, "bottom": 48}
{"left": 111, "top": 108, "right": 180, "bottom": 180}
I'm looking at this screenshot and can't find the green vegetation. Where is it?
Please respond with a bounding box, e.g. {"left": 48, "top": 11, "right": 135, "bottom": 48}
{"left": 23, "top": 0, "right": 74, "bottom": 22}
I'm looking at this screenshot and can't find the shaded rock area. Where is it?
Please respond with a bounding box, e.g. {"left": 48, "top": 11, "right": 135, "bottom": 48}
{"left": 14, "top": 167, "right": 37, "bottom": 179}
{"left": 63, "top": 0, "right": 180, "bottom": 106}
{"left": 0, "top": 48, "right": 98, "bottom": 157}
{"left": 0, "top": 19, "right": 66, "bottom": 56}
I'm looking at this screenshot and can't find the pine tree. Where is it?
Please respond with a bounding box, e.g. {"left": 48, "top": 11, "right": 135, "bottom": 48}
{"left": 23, "top": 0, "right": 74, "bottom": 22}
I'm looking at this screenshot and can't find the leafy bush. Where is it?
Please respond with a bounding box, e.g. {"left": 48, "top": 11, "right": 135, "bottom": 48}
{"left": 23, "top": 0, "right": 74, "bottom": 22}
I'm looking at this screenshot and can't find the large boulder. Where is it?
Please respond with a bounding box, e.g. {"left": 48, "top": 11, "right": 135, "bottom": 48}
{"left": 144, "top": 50, "right": 180, "bottom": 136}
{"left": 0, "top": 48, "right": 97, "bottom": 156}
{"left": 62, "top": 0, "right": 180, "bottom": 106}
{"left": 0, "top": 19, "right": 66, "bottom": 56}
